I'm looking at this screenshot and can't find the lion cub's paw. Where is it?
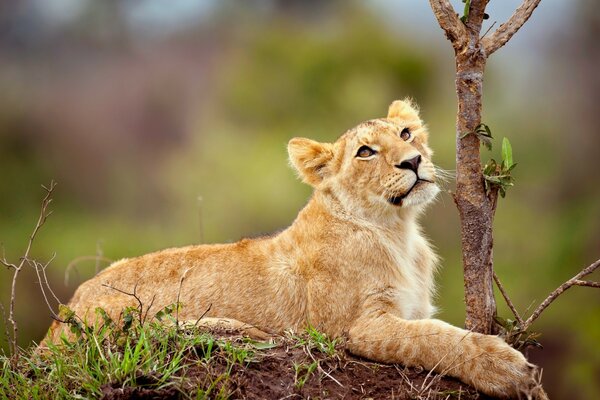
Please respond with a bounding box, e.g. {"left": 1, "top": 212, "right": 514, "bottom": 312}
{"left": 469, "top": 334, "right": 545, "bottom": 399}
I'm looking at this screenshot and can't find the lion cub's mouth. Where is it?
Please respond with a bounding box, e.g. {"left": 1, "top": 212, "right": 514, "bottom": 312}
{"left": 388, "top": 179, "right": 433, "bottom": 206}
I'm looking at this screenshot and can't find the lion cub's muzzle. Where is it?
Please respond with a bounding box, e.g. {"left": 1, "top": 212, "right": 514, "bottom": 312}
{"left": 388, "top": 154, "right": 435, "bottom": 206}
{"left": 388, "top": 179, "right": 434, "bottom": 206}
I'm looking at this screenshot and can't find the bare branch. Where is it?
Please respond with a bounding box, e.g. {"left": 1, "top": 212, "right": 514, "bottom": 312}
{"left": 39, "top": 254, "right": 62, "bottom": 306}
{"left": 2, "top": 181, "right": 56, "bottom": 361}
{"left": 142, "top": 295, "right": 157, "bottom": 325}
{"left": 523, "top": 258, "right": 600, "bottom": 331}
{"left": 482, "top": 0, "right": 542, "bottom": 56}
{"left": 21, "top": 181, "right": 57, "bottom": 265}
{"left": 28, "top": 254, "right": 62, "bottom": 320}
{"left": 493, "top": 272, "right": 524, "bottom": 326}
{"left": 428, "top": 0, "right": 467, "bottom": 50}
{"left": 572, "top": 280, "right": 600, "bottom": 288}
{"left": 101, "top": 283, "right": 144, "bottom": 319}
{"left": 193, "top": 303, "right": 213, "bottom": 328}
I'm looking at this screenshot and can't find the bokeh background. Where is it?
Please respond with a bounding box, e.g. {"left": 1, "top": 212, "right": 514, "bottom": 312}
{"left": 1, "top": 0, "right": 598, "bottom": 397}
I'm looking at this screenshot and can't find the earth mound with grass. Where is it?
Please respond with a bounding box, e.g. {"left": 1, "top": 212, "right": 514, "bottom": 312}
{"left": 2, "top": 309, "right": 490, "bottom": 400}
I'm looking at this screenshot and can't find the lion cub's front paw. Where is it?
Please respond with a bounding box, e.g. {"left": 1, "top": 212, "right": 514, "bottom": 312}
{"left": 468, "top": 334, "right": 544, "bottom": 399}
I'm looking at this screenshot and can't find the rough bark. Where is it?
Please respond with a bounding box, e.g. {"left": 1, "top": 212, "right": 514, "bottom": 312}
{"left": 454, "top": 50, "right": 497, "bottom": 334}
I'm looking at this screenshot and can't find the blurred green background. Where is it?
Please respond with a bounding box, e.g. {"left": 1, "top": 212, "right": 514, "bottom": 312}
{"left": 0, "top": 1, "right": 598, "bottom": 398}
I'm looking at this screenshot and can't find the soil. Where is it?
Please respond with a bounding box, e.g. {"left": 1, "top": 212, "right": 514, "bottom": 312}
{"left": 100, "top": 330, "right": 489, "bottom": 400}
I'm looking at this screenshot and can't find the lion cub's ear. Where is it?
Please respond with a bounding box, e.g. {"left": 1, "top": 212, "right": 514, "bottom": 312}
{"left": 288, "top": 138, "right": 334, "bottom": 186}
{"left": 387, "top": 98, "right": 420, "bottom": 120}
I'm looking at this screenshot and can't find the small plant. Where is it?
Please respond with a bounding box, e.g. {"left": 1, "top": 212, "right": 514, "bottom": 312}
{"left": 293, "top": 360, "right": 318, "bottom": 389}
{"left": 494, "top": 315, "right": 542, "bottom": 351}
{"left": 483, "top": 137, "right": 517, "bottom": 198}
{"left": 461, "top": 122, "right": 494, "bottom": 150}
{"left": 293, "top": 325, "right": 339, "bottom": 357}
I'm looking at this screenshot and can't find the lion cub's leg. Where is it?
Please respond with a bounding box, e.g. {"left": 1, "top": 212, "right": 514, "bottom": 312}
{"left": 347, "top": 313, "right": 545, "bottom": 399}
{"left": 179, "top": 317, "right": 273, "bottom": 340}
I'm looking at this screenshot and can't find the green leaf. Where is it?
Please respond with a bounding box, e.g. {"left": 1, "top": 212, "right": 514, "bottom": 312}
{"left": 461, "top": 0, "right": 471, "bottom": 23}
{"left": 501, "top": 137, "right": 513, "bottom": 167}
{"left": 248, "top": 340, "right": 279, "bottom": 350}
{"left": 483, "top": 159, "right": 497, "bottom": 175}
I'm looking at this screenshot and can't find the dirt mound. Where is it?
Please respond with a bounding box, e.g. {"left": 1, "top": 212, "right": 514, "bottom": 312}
{"left": 100, "top": 330, "right": 485, "bottom": 400}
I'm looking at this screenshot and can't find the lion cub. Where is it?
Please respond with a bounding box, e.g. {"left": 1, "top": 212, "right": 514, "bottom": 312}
{"left": 45, "top": 100, "right": 540, "bottom": 398}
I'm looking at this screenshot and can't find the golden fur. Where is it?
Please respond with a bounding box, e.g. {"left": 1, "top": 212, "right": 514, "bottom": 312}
{"left": 44, "top": 100, "right": 540, "bottom": 398}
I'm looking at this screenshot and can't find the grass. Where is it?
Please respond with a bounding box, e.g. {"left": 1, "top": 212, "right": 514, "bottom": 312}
{"left": 1, "top": 307, "right": 478, "bottom": 399}
{"left": 0, "top": 305, "right": 269, "bottom": 400}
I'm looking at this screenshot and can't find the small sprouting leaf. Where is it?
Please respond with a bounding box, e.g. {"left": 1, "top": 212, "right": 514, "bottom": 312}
{"left": 501, "top": 137, "right": 513, "bottom": 167}
{"left": 483, "top": 159, "right": 497, "bottom": 175}
{"left": 461, "top": 0, "right": 471, "bottom": 23}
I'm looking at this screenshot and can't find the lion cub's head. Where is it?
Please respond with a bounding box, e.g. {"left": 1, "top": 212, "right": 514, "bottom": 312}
{"left": 288, "top": 99, "right": 439, "bottom": 215}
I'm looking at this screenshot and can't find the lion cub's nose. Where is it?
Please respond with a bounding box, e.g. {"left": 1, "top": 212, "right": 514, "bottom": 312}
{"left": 396, "top": 155, "right": 421, "bottom": 173}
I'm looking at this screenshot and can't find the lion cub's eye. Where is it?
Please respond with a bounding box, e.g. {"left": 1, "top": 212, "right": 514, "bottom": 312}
{"left": 356, "top": 145, "right": 376, "bottom": 158}
{"left": 400, "top": 127, "right": 411, "bottom": 141}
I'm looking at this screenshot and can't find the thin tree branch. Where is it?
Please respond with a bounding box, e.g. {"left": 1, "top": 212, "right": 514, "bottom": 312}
{"left": 572, "top": 280, "right": 600, "bottom": 288}
{"left": 428, "top": 0, "right": 468, "bottom": 50}
{"left": 28, "top": 254, "right": 62, "bottom": 321}
{"left": 523, "top": 258, "right": 600, "bottom": 331}
{"left": 1, "top": 181, "right": 56, "bottom": 360}
{"left": 482, "top": 0, "right": 542, "bottom": 56}
{"left": 101, "top": 282, "right": 144, "bottom": 321}
{"left": 493, "top": 271, "right": 524, "bottom": 326}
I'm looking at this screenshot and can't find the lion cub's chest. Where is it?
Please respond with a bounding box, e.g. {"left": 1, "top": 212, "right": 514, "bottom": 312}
{"left": 375, "top": 230, "right": 433, "bottom": 320}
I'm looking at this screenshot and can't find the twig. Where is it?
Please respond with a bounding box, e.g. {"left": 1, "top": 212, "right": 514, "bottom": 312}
{"left": 305, "top": 345, "right": 344, "bottom": 388}
{"left": 522, "top": 258, "right": 600, "bottom": 331}
{"left": 0, "top": 180, "right": 56, "bottom": 360}
{"left": 572, "top": 280, "right": 600, "bottom": 288}
{"left": 480, "top": 20, "right": 497, "bottom": 40}
{"left": 140, "top": 294, "right": 156, "bottom": 325}
{"left": 28, "top": 254, "right": 62, "bottom": 321}
{"left": 428, "top": 0, "right": 467, "bottom": 50}
{"left": 175, "top": 272, "right": 188, "bottom": 331}
{"left": 38, "top": 254, "right": 62, "bottom": 306}
{"left": 482, "top": 0, "right": 543, "bottom": 56}
{"left": 101, "top": 282, "right": 145, "bottom": 324}
{"left": 493, "top": 271, "right": 524, "bottom": 326}
{"left": 193, "top": 303, "right": 213, "bottom": 328}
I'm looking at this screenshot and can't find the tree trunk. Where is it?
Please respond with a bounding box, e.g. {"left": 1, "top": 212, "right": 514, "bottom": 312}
{"left": 454, "top": 50, "right": 497, "bottom": 334}
{"left": 430, "top": 0, "right": 544, "bottom": 335}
